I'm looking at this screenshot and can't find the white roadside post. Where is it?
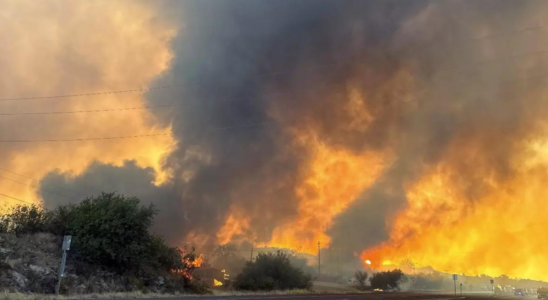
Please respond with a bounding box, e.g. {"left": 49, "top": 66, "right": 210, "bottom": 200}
{"left": 55, "top": 235, "right": 72, "bottom": 295}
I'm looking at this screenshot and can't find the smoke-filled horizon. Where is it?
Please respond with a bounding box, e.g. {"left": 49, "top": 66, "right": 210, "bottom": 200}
{"left": 2, "top": 0, "right": 548, "bottom": 280}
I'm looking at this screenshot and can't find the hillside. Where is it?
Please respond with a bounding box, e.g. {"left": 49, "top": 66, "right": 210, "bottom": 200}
{"left": 0, "top": 233, "right": 185, "bottom": 294}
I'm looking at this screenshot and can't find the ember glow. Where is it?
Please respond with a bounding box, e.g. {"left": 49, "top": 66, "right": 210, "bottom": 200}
{"left": 191, "top": 255, "right": 204, "bottom": 268}
{"left": 213, "top": 279, "right": 223, "bottom": 287}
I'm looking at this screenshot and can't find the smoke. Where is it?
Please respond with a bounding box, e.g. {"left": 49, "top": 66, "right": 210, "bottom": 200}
{"left": 0, "top": 0, "right": 175, "bottom": 204}
{"left": 21, "top": 0, "right": 548, "bottom": 280}
{"left": 149, "top": 0, "right": 432, "bottom": 246}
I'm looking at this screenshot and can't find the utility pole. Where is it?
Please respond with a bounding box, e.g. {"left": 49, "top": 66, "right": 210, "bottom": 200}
{"left": 317, "top": 241, "right": 321, "bottom": 276}
{"left": 250, "top": 245, "right": 254, "bottom": 262}
{"left": 452, "top": 274, "right": 457, "bottom": 296}
{"left": 55, "top": 235, "right": 72, "bottom": 295}
{"left": 339, "top": 246, "right": 342, "bottom": 276}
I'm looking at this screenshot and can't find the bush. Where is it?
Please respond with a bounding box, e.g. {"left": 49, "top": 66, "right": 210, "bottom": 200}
{"left": 0, "top": 193, "right": 200, "bottom": 276}
{"left": 0, "top": 204, "right": 51, "bottom": 236}
{"left": 354, "top": 270, "right": 369, "bottom": 290}
{"left": 54, "top": 193, "right": 157, "bottom": 271}
{"left": 211, "top": 243, "right": 247, "bottom": 276}
{"left": 0, "top": 193, "right": 208, "bottom": 294}
{"left": 370, "top": 269, "right": 406, "bottom": 291}
{"left": 233, "top": 251, "right": 312, "bottom": 291}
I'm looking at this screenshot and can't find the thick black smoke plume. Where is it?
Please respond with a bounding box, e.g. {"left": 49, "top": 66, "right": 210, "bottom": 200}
{"left": 42, "top": 0, "right": 548, "bottom": 259}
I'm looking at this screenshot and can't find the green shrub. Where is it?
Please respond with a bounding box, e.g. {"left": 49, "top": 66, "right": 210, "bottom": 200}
{"left": 0, "top": 193, "right": 207, "bottom": 293}
{"left": 56, "top": 193, "right": 156, "bottom": 271}
{"left": 233, "top": 251, "right": 312, "bottom": 291}
{"left": 0, "top": 204, "right": 50, "bottom": 236}
{"left": 354, "top": 270, "right": 369, "bottom": 290}
{"left": 370, "top": 269, "right": 406, "bottom": 290}
{"left": 0, "top": 194, "right": 196, "bottom": 272}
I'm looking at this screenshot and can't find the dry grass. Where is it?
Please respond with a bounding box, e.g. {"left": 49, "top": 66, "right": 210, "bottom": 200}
{"left": 0, "top": 290, "right": 313, "bottom": 300}
{"left": 0, "top": 288, "right": 368, "bottom": 300}
{"left": 211, "top": 289, "right": 314, "bottom": 296}
{"left": 0, "top": 291, "right": 190, "bottom": 300}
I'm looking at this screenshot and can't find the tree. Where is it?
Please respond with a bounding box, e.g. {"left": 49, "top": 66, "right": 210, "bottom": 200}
{"left": 212, "top": 243, "right": 239, "bottom": 260}
{"left": 0, "top": 193, "right": 206, "bottom": 293}
{"left": 354, "top": 270, "right": 369, "bottom": 290}
{"left": 234, "top": 251, "right": 312, "bottom": 291}
{"left": 211, "top": 243, "right": 247, "bottom": 276}
{"left": 56, "top": 193, "right": 157, "bottom": 271}
{"left": 370, "top": 269, "right": 406, "bottom": 290}
{"left": 0, "top": 204, "right": 51, "bottom": 236}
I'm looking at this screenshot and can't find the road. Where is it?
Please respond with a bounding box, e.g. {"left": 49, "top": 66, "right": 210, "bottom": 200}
{"left": 109, "top": 292, "right": 537, "bottom": 300}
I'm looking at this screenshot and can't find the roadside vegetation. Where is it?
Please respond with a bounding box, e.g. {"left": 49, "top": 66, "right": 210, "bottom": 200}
{"left": 353, "top": 270, "right": 368, "bottom": 290}
{"left": 0, "top": 193, "right": 207, "bottom": 295}
{"left": 370, "top": 269, "right": 406, "bottom": 290}
{"left": 233, "top": 252, "right": 313, "bottom": 291}
{"left": 353, "top": 269, "right": 406, "bottom": 291}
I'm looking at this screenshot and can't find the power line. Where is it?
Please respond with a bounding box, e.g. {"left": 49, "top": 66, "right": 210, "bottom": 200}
{"left": 0, "top": 87, "right": 298, "bottom": 117}
{"left": 0, "top": 84, "right": 185, "bottom": 102}
{"left": 1, "top": 28, "right": 548, "bottom": 117}
{"left": 0, "top": 192, "right": 36, "bottom": 205}
{"left": 4, "top": 53, "right": 548, "bottom": 145}
{"left": 0, "top": 174, "right": 76, "bottom": 201}
{"left": 0, "top": 133, "right": 170, "bottom": 143}
{"left": 0, "top": 167, "right": 92, "bottom": 198}
{"left": 0, "top": 20, "right": 547, "bottom": 140}
{"left": 1, "top": 20, "right": 547, "bottom": 103}
{"left": 0, "top": 61, "right": 351, "bottom": 102}
{"left": 0, "top": 103, "right": 178, "bottom": 116}
{"left": 0, "top": 118, "right": 287, "bottom": 143}
{"left": 4, "top": 45, "right": 548, "bottom": 117}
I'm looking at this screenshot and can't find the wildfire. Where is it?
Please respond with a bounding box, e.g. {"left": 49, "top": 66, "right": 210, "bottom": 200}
{"left": 190, "top": 255, "right": 204, "bottom": 268}
{"left": 7, "top": 0, "right": 548, "bottom": 284}
{"left": 173, "top": 253, "right": 204, "bottom": 280}
{"left": 360, "top": 131, "right": 548, "bottom": 281}
{"left": 265, "top": 130, "right": 388, "bottom": 253}
{"left": 213, "top": 279, "right": 223, "bottom": 286}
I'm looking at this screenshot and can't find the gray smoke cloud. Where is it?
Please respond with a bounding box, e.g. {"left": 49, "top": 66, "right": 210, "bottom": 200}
{"left": 41, "top": 0, "right": 548, "bottom": 260}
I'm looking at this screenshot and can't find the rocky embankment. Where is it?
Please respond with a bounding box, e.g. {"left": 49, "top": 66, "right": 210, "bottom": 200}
{"left": 0, "top": 233, "right": 187, "bottom": 294}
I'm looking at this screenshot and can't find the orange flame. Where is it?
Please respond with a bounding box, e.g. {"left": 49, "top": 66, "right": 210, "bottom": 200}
{"left": 361, "top": 133, "right": 548, "bottom": 281}
{"left": 264, "top": 132, "right": 387, "bottom": 253}
{"left": 213, "top": 279, "right": 223, "bottom": 286}
{"left": 190, "top": 254, "right": 204, "bottom": 268}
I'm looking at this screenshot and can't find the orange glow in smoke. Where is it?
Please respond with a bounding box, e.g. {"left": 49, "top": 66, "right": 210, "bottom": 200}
{"left": 361, "top": 132, "right": 548, "bottom": 281}
{"left": 0, "top": 0, "right": 176, "bottom": 207}
{"left": 264, "top": 137, "right": 386, "bottom": 253}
